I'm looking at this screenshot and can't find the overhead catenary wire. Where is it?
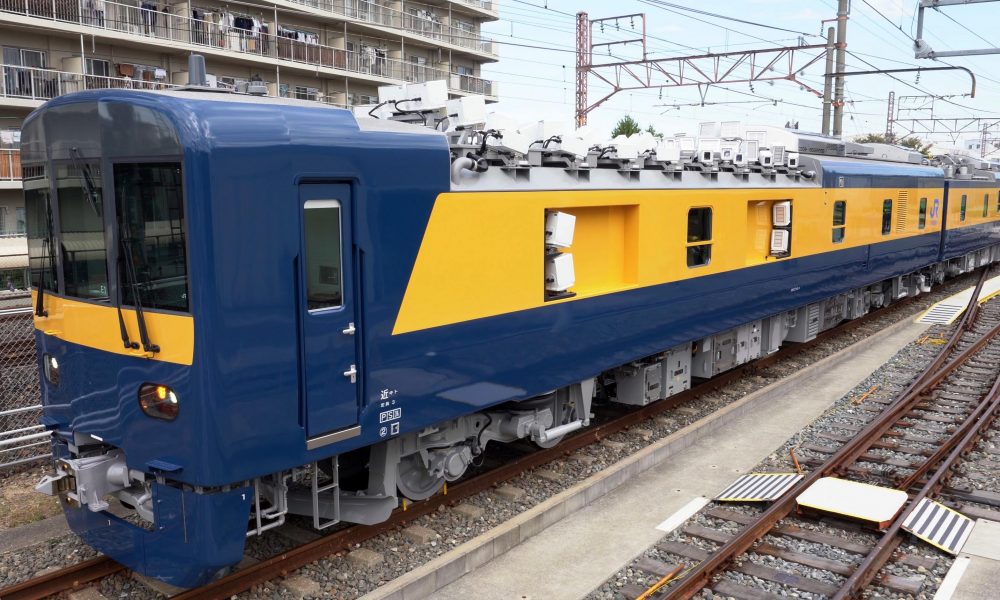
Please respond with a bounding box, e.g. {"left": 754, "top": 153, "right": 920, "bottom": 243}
{"left": 485, "top": 0, "right": 996, "bottom": 133}
{"left": 638, "top": 0, "right": 822, "bottom": 38}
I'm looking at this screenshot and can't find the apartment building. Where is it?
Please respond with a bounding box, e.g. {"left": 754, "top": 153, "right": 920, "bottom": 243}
{"left": 0, "top": 0, "right": 499, "bottom": 288}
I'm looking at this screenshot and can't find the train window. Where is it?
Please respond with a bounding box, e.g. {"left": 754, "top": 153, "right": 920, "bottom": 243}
{"left": 304, "top": 200, "right": 343, "bottom": 310}
{"left": 881, "top": 199, "right": 892, "bottom": 235}
{"left": 832, "top": 200, "right": 846, "bottom": 243}
{"left": 960, "top": 195, "right": 967, "bottom": 222}
{"left": 686, "top": 207, "right": 712, "bottom": 268}
{"left": 996, "top": 192, "right": 1000, "bottom": 213}
{"left": 114, "top": 163, "right": 189, "bottom": 312}
{"left": 984, "top": 194, "right": 990, "bottom": 218}
{"left": 56, "top": 162, "right": 109, "bottom": 301}
{"left": 24, "top": 165, "right": 56, "bottom": 293}
{"left": 919, "top": 198, "right": 927, "bottom": 230}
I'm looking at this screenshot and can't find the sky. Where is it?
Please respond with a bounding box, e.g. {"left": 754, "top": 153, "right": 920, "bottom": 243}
{"left": 479, "top": 0, "right": 1000, "bottom": 151}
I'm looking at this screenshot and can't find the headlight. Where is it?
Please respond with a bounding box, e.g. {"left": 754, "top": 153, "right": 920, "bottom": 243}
{"left": 138, "top": 383, "right": 179, "bottom": 421}
{"left": 43, "top": 354, "right": 60, "bottom": 386}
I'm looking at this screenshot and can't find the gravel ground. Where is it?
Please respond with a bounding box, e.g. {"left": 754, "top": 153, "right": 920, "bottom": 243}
{"left": 0, "top": 464, "right": 61, "bottom": 530}
{"left": 0, "top": 274, "right": 982, "bottom": 598}
{"left": 584, "top": 314, "right": 975, "bottom": 600}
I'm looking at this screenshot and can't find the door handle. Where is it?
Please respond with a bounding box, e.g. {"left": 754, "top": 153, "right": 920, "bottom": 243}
{"left": 342, "top": 322, "right": 356, "bottom": 336}
{"left": 343, "top": 364, "right": 357, "bottom": 383}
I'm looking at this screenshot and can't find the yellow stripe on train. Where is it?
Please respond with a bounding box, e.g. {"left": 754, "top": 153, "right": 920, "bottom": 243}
{"left": 32, "top": 292, "right": 195, "bottom": 366}
{"left": 392, "top": 186, "right": 981, "bottom": 335}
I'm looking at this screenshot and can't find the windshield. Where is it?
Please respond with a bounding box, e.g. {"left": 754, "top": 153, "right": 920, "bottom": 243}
{"left": 114, "top": 162, "right": 189, "bottom": 312}
{"left": 56, "top": 162, "right": 109, "bottom": 301}
{"left": 24, "top": 165, "right": 55, "bottom": 292}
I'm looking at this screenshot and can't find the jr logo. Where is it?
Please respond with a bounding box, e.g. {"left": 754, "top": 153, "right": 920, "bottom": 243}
{"left": 930, "top": 198, "right": 940, "bottom": 226}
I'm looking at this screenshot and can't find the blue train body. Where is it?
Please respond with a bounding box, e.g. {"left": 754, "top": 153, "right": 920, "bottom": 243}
{"left": 23, "top": 89, "right": 1000, "bottom": 586}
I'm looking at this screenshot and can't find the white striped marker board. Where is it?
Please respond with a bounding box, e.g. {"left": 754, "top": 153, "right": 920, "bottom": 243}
{"left": 902, "top": 499, "right": 973, "bottom": 555}
{"left": 715, "top": 473, "right": 803, "bottom": 502}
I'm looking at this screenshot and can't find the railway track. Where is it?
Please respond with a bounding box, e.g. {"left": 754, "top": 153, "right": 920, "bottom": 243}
{"left": 0, "top": 271, "right": 986, "bottom": 600}
{"left": 613, "top": 268, "right": 1000, "bottom": 600}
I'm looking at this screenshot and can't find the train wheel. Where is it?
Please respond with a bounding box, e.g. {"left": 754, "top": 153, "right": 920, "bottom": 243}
{"left": 396, "top": 454, "right": 445, "bottom": 501}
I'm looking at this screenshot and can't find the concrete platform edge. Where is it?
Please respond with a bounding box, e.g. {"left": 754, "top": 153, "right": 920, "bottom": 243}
{"left": 360, "top": 315, "right": 922, "bottom": 600}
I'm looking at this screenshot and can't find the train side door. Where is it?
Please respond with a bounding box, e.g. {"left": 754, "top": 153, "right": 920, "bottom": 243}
{"left": 298, "top": 183, "right": 361, "bottom": 440}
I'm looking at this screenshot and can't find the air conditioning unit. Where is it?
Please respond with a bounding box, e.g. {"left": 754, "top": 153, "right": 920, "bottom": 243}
{"left": 771, "top": 145, "right": 786, "bottom": 166}
{"left": 759, "top": 149, "right": 773, "bottom": 167}
{"left": 787, "top": 152, "right": 800, "bottom": 169}
{"left": 446, "top": 96, "right": 486, "bottom": 128}
{"left": 733, "top": 152, "right": 747, "bottom": 166}
{"left": 772, "top": 201, "right": 792, "bottom": 227}
{"left": 545, "top": 253, "right": 575, "bottom": 292}
{"left": 545, "top": 211, "right": 576, "bottom": 249}
{"left": 770, "top": 229, "right": 790, "bottom": 255}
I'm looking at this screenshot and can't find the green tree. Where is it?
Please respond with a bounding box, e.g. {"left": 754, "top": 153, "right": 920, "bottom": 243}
{"left": 854, "top": 133, "right": 933, "bottom": 159}
{"left": 646, "top": 124, "right": 665, "bottom": 141}
{"left": 611, "top": 115, "right": 642, "bottom": 138}
{"left": 898, "top": 136, "right": 933, "bottom": 159}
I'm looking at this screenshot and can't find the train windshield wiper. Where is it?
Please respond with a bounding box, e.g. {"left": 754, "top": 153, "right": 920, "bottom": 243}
{"left": 69, "top": 148, "right": 101, "bottom": 217}
{"left": 34, "top": 205, "right": 54, "bottom": 318}
{"left": 119, "top": 216, "right": 159, "bottom": 354}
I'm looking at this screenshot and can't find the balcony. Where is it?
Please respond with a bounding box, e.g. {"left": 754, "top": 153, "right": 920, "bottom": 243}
{"left": 0, "top": 0, "right": 497, "bottom": 59}
{"left": 272, "top": 0, "right": 498, "bottom": 56}
{"left": 2, "top": 65, "right": 181, "bottom": 105}
{"left": 1, "top": 148, "right": 20, "bottom": 183}
{"left": 0, "top": 1, "right": 497, "bottom": 96}
{"left": 453, "top": 0, "right": 494, "bottom": 13}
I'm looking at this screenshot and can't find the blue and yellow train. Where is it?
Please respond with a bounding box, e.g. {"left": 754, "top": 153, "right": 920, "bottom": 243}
{"left": 24, "top": 86, "right": 1000, "bottom": 587}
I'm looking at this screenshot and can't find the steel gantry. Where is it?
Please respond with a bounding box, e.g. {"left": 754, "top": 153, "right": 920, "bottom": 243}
{"left": 573, "top": 11, "right": 829, "bottom": 127}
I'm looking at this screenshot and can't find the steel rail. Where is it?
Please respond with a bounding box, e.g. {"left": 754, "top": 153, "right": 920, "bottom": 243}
{"left": 0, "top": 271, "right": 975, "bottom": 600}
{"left": 0, "top": 557, "right": 124, "bottom": 600}
{"left": 833, "top": 357, "right": 1000, "bottom": 599}
{"left": 663, "top": 267, "right": 993, "bottom": 600}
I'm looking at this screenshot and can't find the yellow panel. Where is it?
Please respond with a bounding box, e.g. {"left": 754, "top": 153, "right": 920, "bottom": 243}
{"left": 947, "top": 188, "right": 1000, "bottom": 230}
{"left": 33, "top": 292, "right": 194, "bottom": 365}
{"left": 560, "top": 205, "right": 639, "bottom": 297}
{"left": 393, "top": 187, "right": 950, "bottom": 335}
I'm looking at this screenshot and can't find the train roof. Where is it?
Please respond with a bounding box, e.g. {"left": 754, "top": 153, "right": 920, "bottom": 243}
{"left": 19, "top": 88, "right": 446, "bottom": 164}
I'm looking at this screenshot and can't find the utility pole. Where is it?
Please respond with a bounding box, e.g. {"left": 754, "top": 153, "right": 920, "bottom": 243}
{"left": 575, "top": 12, "right": 590, "bottom": 127}
{"left": 885, "top": 91, "right": 895, "bottom": 142}
{"left": 832, "top": 0, "right": 849, "bottom": 136}
{"left": 821, "top": 26, "right": 835, "bottom": 135}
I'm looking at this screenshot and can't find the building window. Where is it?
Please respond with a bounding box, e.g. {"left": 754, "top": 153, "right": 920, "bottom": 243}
{"left": 294, "top": 86, "right": 318, "bottom": 101}
{"left": 919, "top": 198, "right": 927, "bottom": 230}
{"left": 686, "top": 207, "right": 712, "bottom": 267}
{"left": 960, "top": 194, "right": 967, "bottom": 222}
{"left": 85, "top": 58, "right": 110, "bottom": 77}
{"left": 2, "top": 47, "right": 47, "bottom": 68}
{"left": 832, "top": 200, "right": 846, "bottom": 243}
{"left": 452, "top": 17, "right": 474, "bottom": 33}
{"left": 303, "top": 199, "right": 343, "bottom": 310}
{"left": 15, "top": 206, "right": 25, "bottom": 233}
{"left": 881, "top": 199, "right": 892, "bottom": 235}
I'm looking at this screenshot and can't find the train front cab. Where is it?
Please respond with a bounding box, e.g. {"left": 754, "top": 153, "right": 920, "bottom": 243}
{"left": 22, "top": 95, "right": 261, "bottom": 586}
